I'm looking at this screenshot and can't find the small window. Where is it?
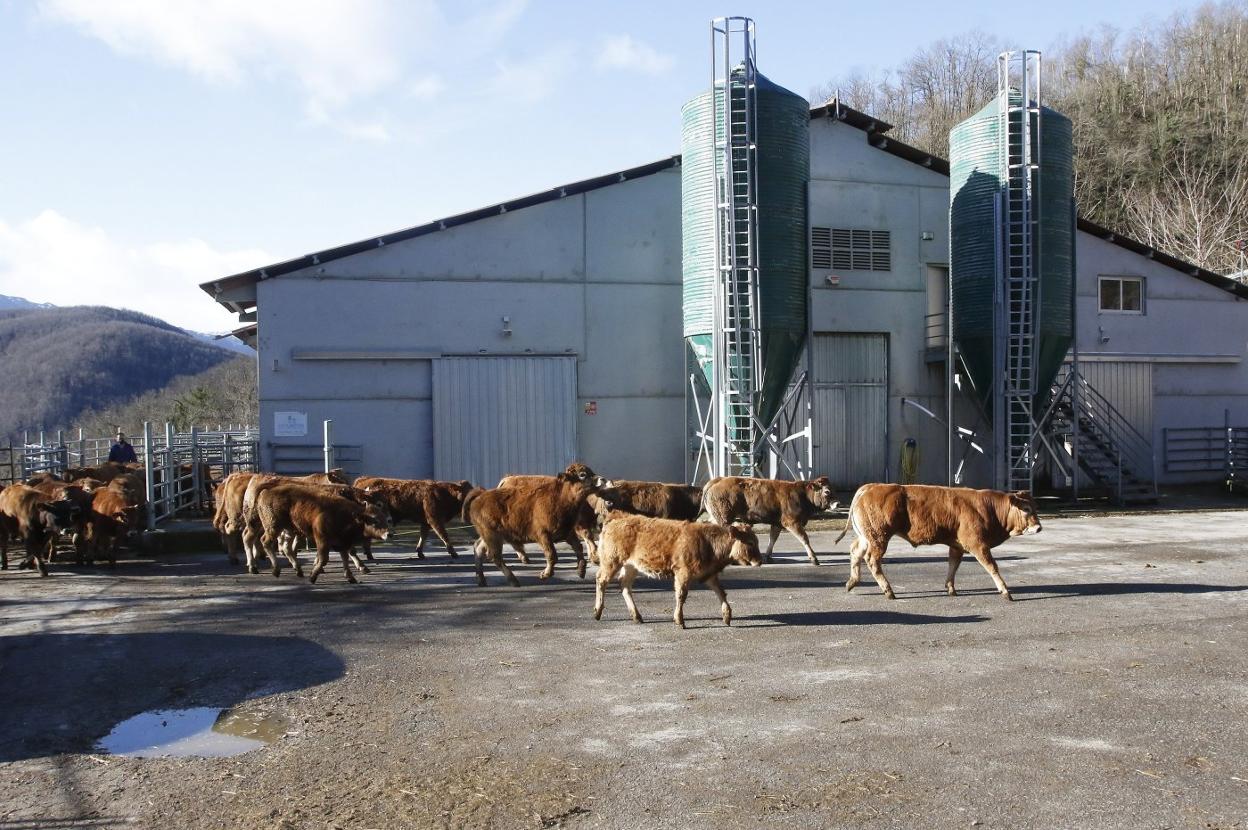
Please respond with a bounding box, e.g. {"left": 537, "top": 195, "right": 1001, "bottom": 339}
{"left": 812, "top": 226, "right": 891, "bottom": 272}
{"left": 1099, "top": 276, "right": 1144, "bottom": 314}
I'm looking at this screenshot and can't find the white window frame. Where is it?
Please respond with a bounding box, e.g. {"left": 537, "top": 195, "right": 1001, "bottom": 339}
{"left": 1098, "top": 275, "right": 1145, "bottom": 315}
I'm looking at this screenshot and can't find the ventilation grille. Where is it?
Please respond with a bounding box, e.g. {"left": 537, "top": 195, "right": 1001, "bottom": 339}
{"left": 812, "top": 227, "right": 891, "bottom": 272}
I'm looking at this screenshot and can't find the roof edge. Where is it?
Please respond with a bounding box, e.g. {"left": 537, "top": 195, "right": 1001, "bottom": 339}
{"left": 200, "top": 155, "right": 682, "bottom": 304}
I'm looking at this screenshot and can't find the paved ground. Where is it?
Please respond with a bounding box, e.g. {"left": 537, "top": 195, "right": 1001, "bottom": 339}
{"left": 1, "top": 510, "right": 1247, "bottom": 829}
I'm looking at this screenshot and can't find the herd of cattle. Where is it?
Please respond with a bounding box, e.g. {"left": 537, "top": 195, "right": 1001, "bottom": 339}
{"left": 0, "top": 460, "right": 1044, "bottom": 627}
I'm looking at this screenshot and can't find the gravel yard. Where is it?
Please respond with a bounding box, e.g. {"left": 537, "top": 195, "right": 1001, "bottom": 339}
{"left": 1, "top": 510, "right": 1246, "bottom": 829}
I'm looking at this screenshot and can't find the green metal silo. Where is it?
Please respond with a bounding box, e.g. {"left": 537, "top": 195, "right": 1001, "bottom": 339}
{"left": 948, "top": 92, "right": 1075, "bottom": 411}
{"left": 681, "top": 70, "right": 810, "bottom": 428}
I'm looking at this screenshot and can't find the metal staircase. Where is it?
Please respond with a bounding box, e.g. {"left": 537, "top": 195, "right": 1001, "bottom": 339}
{"left": 996, "top": 50, "right": 1042, "bottom": 492}
{"left": 711, "top": 17, "right": 762, "bottom": 476}
{"left": 1043, "top": 368, "right": 1158, "bottom": 503}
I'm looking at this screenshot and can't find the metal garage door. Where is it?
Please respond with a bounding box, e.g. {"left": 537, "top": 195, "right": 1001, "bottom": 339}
{"left": 812, "top": 334, "right": 889, "bottom": 488}
{"left": 433, "top": 356, "right": 577, "bottom": 486}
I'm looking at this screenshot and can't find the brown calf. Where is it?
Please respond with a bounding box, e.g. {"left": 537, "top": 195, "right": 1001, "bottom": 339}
{"left": 255, "top": 484, "right": 391, "bottom": 583}
{"left": 836, "top": 483, "right": 1042, "bottom": 601}
{"left": 354, "top": 477, "right": 473, "bottom": 560}
{"left": 592, "top": 480, "right": 703, "bottom": 521}
{"left": 0, "top": 485, "right": 81, "bottom": 575}
{"left": 30, "top": 479, "right": 95, "bottom": 562}
{"left": 593, "top": 513, "right": 762, "bottom": 627}
{"left": 464, "top": 462, "right": 606, "bottom": 585}
{"left": 85, "top": 488, "right": 143, "bottom": 566}
{"left": 213, "top": 471, "right": 257, "bottom": 565}
{"left": 702, "top": 476, "right": 837, "bottom": 565}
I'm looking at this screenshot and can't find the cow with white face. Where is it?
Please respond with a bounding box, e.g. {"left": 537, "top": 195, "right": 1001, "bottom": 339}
{"left": 836, "top": 484, "right": 1042, "bottom": 601}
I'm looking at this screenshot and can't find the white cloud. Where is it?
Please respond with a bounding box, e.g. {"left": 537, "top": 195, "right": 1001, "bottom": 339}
{"left": 595, "top": 34, "right": 674, "bottom": 75}
{"left": 0, "top": 210, "right": 269, "bottom": 332}
{"left": 484, "top": 48, "right": 575, "bottom": 105}
{"left": 409, "top": 75, "right": 445, "bottom": 100}
{"left": 37, "top": 0, "right": 435, "bottom": 110}
{"left": 339, "top": 121, "right": 393, "bottom": 142}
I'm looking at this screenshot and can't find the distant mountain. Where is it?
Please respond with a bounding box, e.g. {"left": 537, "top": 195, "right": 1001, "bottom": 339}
{"left": 0, "top": 294, "right": 55, "bottom": 310}
{"left": 188, "top": 329, "right": 254, "bottom": 356}
{"left": 0, "top": 306, "right": 239, "bottom": 440}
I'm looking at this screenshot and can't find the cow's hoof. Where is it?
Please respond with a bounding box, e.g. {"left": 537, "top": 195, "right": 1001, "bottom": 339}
{"left": 476, "top": 576, "right": 486, "bottom": 587}
{"left": 593, "top": 608, "right": 603, "bottom": 621}
{"left": 347, "top": 577, "right": 358, "bottom": 585}
{"left": 358, "top": 565, "right": 370, "bottom": 574}
{"left": 845, "top": 583, "right": 856, "bottom": 593}
{"left": 415, "top": 551, "right": 425, "bottom": 560}
{"left": 577, "top": 563, "right": 587, "bottom": 580}
{"left": 946, "top": 587, "right": 957, "bottom": 596}
{"left": 1002, "top": 591, "right": 1014, "bottom": 602}
{"left": 448, "top": 550, "right": 459, "bottom": 560}
{"left": 248, "top": 566, "right": 259, "bottom": 575}
{"left": 884, "top": 590, "right": 896, "bottom": 600}
{"left": 809, "top": 557, "right": 822, "bottom": 567}
{"left": 538, "top": 570, "right": 553, "bottom": 580}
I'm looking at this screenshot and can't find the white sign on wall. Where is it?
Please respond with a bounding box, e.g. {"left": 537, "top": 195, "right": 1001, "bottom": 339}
{"left": 274, "top": 411, "right": 308, "bottom": 437}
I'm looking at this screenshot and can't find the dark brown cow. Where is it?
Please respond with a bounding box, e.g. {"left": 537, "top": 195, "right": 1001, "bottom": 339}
{"left": 85, "top": 488, "right": 143, "bottom": 565}
{"left": 0, "top": 484, "right": 81, "bottom": 576}
{"left": 30, "top": 479, "right": 95, "bottom": 562}
{"left": 464, "top": 462, "right": 606, "bottom": 585}
{"left": 591, "top": 480, "right": 703, "bottom": 521}
{"left": 237, "top": 470, "right": 350, "bottom": 565}
{"left": 354, "top": 477, "right": 473, "bottom": 560}
{"left": 62, "top": 462, "right": 136, "bottom": 484}
{"left": 242, "top": 479, "right": 379, "bottom": 575}
{"left": 255, "top": 484, "right": 391, "bottom": 583}
{"left": 593, "top": 513, "right": 762, "bottom": 628}
{"left": 835, "top": 483, "right": 1042, "bottom": 601}
{"left": 702, "top": 476, "right": 837, "bottom": 565}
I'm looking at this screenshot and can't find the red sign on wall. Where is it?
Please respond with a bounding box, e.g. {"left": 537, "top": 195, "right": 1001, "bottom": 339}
{"left": 584, "top": 401, "right": 597, "bottom": 415}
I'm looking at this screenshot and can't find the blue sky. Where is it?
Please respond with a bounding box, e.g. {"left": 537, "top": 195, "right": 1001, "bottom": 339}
{"left": 0, "top": 0, "right": 1203, "bottom": 332}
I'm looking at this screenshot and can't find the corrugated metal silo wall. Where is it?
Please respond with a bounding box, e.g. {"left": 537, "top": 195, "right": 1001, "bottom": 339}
{"left": 754, "top": 73, "right": 810, "bottom": 426}
{"left": 949, "top": 97, "right": 1001, "bottom": 409}
{"left": 949, "top": 95, "right": 1076, "bottom": 408}
{"left": 679, "top": 73, "right": 810, "bottom": 425}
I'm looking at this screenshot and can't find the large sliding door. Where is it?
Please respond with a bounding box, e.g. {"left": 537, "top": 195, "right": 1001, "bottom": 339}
{"left": 812, "top": 334, "right": 889, "bottom": 488}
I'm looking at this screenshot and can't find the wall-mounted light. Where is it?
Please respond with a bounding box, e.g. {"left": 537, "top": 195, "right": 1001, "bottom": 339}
{"left": 921, "top": 231, "right": 935, "bottom": 241}
{"left": 1098, "top": 325, "right": 1110, "bottom": 344}
{"left": 501, "top": 316, "right": 513, "bottom": 336}
{"left": 825, "top": 274, "right": 840, "bottom": 286}
{"left": 272, "top": 358, "right": 280, "bottom": 372}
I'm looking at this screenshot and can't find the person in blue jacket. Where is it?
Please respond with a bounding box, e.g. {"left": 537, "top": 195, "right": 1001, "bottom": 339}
{"left": 108, "top": 431, "right": 137, "bottom": 464}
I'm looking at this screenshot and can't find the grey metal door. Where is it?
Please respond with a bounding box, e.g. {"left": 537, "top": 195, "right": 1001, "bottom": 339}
{"left": 812, "top": 334, "right": 888, "bottom": 488}
{"left": 433, "top": 356, "right": 577, "bottom": 487}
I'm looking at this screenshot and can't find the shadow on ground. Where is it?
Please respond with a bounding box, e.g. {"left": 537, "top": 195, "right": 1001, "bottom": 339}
{"left": 0, "top": 632, "right": 344, "bottom": 762}
{"left": 741, "top": 610, "right": 990, "bottom": 627}
{"left": 1010, "top": 582, "right": 1248, "bottom": 601}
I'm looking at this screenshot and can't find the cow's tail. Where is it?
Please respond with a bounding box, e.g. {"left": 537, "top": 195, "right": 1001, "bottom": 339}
{"left": 460, "top": 487, "right": 485, "bottom": 524}
{"left": 699, "top": 477, "right": 720, "bottom": 523}
{"left": 834, "top": 485, "right": 867, "bottom": 545}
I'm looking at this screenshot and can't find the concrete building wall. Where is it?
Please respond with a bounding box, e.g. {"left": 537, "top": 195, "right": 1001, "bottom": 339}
{"left": 255, "top": 169, "right": 686, "bottom": 482}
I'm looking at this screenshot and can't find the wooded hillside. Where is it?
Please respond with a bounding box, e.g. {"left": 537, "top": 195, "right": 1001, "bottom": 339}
{"left": 0, "top": 306, "right": 244, "bottom": 441}
{"left": 812, "top": 2, "right": 1248, "bottom": 276}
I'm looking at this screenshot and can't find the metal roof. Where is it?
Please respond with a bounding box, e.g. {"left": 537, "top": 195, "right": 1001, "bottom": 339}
{"left": 201, "top": 100, "right": 1248, "bottom": 310}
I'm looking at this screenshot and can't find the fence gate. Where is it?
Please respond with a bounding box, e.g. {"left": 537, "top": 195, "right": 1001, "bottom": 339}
{"left": 812, "top": 333, "right": 889, "bottom": 489}
{"left": 433, "top": 356, "right": 577, "bottom": 487}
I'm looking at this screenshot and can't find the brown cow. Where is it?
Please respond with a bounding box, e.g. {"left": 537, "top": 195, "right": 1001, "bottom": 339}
{"left": 30, "top": 479, "right": 95, "bottom": 562}
{"left": 593, "top": 513, "right": 762, "bottom": 627}
{"left": 702, "top": 476, "right": 837, "bottom": 565}
{"left": 354, "top": 477, "right": 473, "bottom": 560}
{"left": 255, "top": 484, "right": 391, "bottom": 583}
{"left": 237, "top": 470, "right": 349, "bottom": 566}
{"left": 464, "top": 462, "right": 607, "bottom": 585}
{"left": 0, "top": 485, "right": 81, "bottom": 575}
{"left": 213, "top": 471, "right": 257, "bottom": 565}
{"left": 835, "top": 483, "right": 1042, "bottom": 601}
{"left": 62, "top": 462, "right": 135, "bottom": 484}
{"left": 597, "top": 480, "right": 703, "bottom": 521}
{"left": 496, "top": 470, "right": 611, "bottom": 564}
{"left": 85, "top": 488, "right": 143, "bottom": 566}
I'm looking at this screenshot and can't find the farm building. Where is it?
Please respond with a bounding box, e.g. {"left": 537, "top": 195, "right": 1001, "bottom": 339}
{"left": 201, "top": 76, "right": 1248, "bottom": 495}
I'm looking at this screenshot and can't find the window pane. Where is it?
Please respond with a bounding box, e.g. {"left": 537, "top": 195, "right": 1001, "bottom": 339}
{"left": 1122, "top": 279, "right": 1142, "bottom": 311}
{"left": 1100, "top": 279, "right": 1120, "bottom": 310}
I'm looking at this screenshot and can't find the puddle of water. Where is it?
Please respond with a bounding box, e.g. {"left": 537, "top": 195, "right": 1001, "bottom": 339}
{"left": 96, "top": 706, "right": 287, "bottom": 758}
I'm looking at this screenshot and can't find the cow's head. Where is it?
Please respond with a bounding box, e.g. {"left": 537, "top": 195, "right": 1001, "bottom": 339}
{"left": 76, "top": 477, "right": 103, "bottom": 493}
{"left": 805, "top": 476, "right": 837, "bottom": 511}
{"left": 727, "top": 521, "right": 763, "bottom": 567}
{"left": 113, "top": 503, "right": 143, "bottom": 540}
{"left": 39, "top": 499, "right": 80, "bottom": 533}
{"left": 325, "top": 468, "right": 349, "bottom": 484}
{"left": 558, "top": 462, "right": 610, "bottom": 491}
{"left": 361, "top": 501, "right": 392, "bottom": 541}
{"left": 455, "top": 480, "right": 473, "bottom": 500}
{"left": 1006, "top": 491, "right": 1042, "bottom": 536}
{"left": 588, "top": 490, "right": 621, "bottom": 524}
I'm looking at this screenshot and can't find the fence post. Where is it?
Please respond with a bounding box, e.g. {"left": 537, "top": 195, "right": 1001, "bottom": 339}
{"left": 164, "top": 422, "right": 175, "bottom": 521}
{"left": 190, "top": 426, "right": 201, "bottom": 510}
{"left": 323, "top": 420, "right": 334, "bottom": 473}
{"left": 143, "top": 421, "right": 156, "bottom": 530}
{"left": 224, "top": 434, "right": 234, "bottom": 477}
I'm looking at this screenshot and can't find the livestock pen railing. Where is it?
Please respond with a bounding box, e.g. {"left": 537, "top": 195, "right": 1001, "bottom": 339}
{"left": 1163, "top": 412, "right": 1248, "bottom": 492}
{"left": 3, "top": 424, "right": 260, "bottom": 527}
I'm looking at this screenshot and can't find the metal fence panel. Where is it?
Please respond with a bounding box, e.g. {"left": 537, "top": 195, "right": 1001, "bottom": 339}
{"left": 433, "top": 356, "right": 577, "bottom": 487}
